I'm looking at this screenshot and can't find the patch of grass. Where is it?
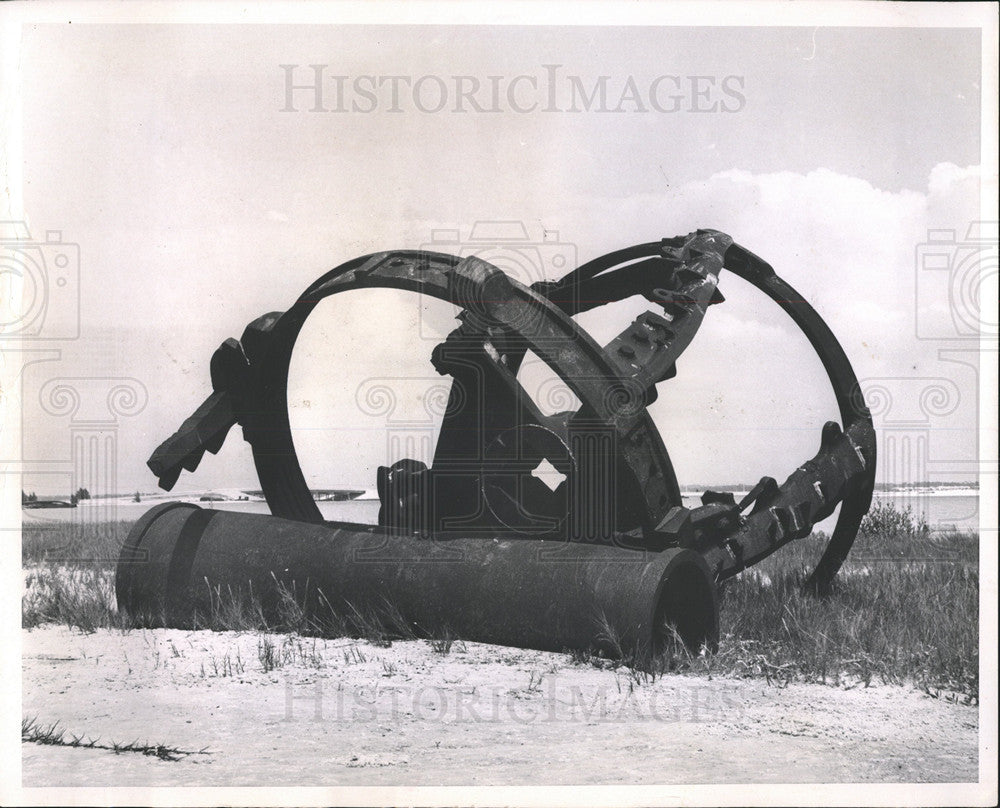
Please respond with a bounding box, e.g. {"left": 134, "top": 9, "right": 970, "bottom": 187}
{"left": 109, "top": 739, "right": 203, "bottom": 762}
{"left": 711, "top": 554, "right": 978, "bottom": 700}
{"left": 565, "top": 646, "right": 615, "bottom": 670}
{"left": 525, "top": 670, "right": 544, "bottom": 693}
{"left": 342, "top": 645, "right": 367, "bottom": 665}
{"left": 192, "top": 578, "right": 419, "bottom": 648}
{"left": 22, "top": 522, "right": 160, "bottom": 633}
{"left": 590, "top": 611, "right": 698, "bottom": 686}
{"left": 619, "top": 504, "right": 979, "bottom": 699}
{"left": 269, "top": 572, "right": 310, "bottom": 633}
{"left": 426, "top": 626, "right": 465, "bottom": 655}
{"left": 342, "top": 600, "right": 394, "bottom": 647}
{"left": 209, "top": 651, "right": 245, "bottom": 677}
{"left": 860, "top": 499, "right": 929, "bottom": 540}
{"left": 22, "top": 520, "right": 132, "bottom": 566}
{"left": 196, "top": 584, "right": 254, "bottom": 632}
{"left": 256, "top": 634, "right": 324, "bottom": 672}
{"left": 24, "top": 503, "right": 980, "bottom": 700}
{"left": 429, "top": 636, "right": 453, "bottom": 654}
{"left": 257, "top": 636, "right": 279, "bottom": 672}
{"left": 22, "top": 565, "right": 137, "bottom": 634}
{"left": 21, "top": 717, "right": 83, "bottom": 747}
{"left": 570, "top": 503, "right": 979, "bottom": 700}
{"left": 297, "top": 635, "right": 325, "bottom": 668}
{"left": 22, "top": 716, "right": 209, "bottom": 762}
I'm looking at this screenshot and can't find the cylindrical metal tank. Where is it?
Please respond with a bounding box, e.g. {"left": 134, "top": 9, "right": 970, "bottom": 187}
{"left": 116, "top": 502, "right": 718, "bottom": 660}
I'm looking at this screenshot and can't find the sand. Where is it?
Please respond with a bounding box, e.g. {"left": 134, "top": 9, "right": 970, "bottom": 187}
{"left": 20, "top": 625, "right": 978, "bottom": 787}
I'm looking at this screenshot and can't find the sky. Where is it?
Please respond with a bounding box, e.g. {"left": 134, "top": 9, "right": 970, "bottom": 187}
{"left": 3, "top": 17, "right": 994, "bottom": 497}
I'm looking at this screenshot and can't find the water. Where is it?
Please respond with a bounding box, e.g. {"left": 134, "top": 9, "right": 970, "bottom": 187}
{"left": 685, "top": 491, "right": 981, "bottom": 534}
{"left": 21, "top": 498, "right": 381, "bottom": 527}
{"left": 22, "top": 492, "right": 981, "bottom": 532}
{"left": 859, "top": 492, "right": 981, "bottom": 530}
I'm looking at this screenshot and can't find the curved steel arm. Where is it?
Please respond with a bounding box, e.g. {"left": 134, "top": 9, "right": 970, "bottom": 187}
{"left": 540, "top": 232, "right": 876, "bottom": 589}
{"left": 721, "top": 243, "right": 876, "bottom": 593}
{"left": 150, "top": 248, "right": 693, "bottom": 534}
{"left": 147, "top": 230, "right": 875, "bottom": 592}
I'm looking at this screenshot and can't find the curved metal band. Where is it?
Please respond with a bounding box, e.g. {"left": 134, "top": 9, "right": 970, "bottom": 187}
{"left": 148, "top": 232, "right": 874, "bottom": 592}
{"left": 723, "top": 244, "right": 876, "bottom": 592}
{"left": 242, "top": 249, "right": 682, "bottom": 531}
{"left": 549, "top": 234, "right": 877, "bottom": 590}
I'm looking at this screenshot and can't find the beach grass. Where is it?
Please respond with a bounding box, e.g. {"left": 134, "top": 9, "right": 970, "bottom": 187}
{"left": 21, "top": 502, "right": 979, "bottom": 699}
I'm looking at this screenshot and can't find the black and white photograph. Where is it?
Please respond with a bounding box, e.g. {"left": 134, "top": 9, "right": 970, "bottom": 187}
{"left": 2, "top": 2, "right": 996, "bottom": 805}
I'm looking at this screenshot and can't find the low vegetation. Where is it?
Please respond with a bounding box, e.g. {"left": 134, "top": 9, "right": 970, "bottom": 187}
{"left": 709, "top": 502, "right": 976, "bottom": 700}
{"left": 21, "top": 716, "right": 208, "bottom": 762}
{"left": 21, "top": 501, "right": 978, "bottom": 700}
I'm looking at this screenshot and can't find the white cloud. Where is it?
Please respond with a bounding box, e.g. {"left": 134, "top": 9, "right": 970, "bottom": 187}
{"left": 55, "top": 163, "right": 986, "bottom": 490}
{"left": 928, "top": 162, "right": 980, "bottom": 198}
{"left": 558, "top": 163, "right": 983, "bottom": 482}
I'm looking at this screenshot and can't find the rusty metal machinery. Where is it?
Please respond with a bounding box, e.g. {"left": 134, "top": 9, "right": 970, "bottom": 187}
{"left": 117, "top": 230, "right": 876, "bottom": 658}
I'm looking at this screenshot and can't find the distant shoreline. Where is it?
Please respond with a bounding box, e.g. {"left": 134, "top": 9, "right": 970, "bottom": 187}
{"left": 23, "top": 484, "right": 981, "bottom": 508}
